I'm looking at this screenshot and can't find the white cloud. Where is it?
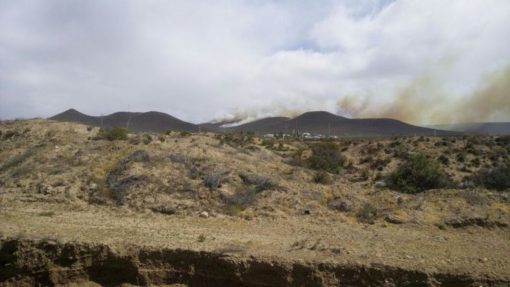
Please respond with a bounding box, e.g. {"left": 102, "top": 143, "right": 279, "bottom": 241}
{"left": 0, "top": 0, "right": 509, "bottom": 123}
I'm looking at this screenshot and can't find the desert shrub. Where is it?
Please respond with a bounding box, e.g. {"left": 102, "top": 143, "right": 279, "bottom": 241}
{"left": 461, "top": 190, "right": 489, "bottom": 205}
{"left": 495, "top": 136, "right": 510, "bottom": 146}
{"left": 203, "top": 171, "right": 229, "bottom": 189}
{"left": 260, "top": 138, "right": 275, "bottom": 148}
{"left": 470, "top": 158, "right": 481, "bottom": 168}
{"left": 388, "top": 153, "right": 450, "bottom": 194}
{"left": 142, "top": 134, "right": 153, "bottom": 145}
{"left": 313, "top": 171, "right": 332, "bottom": 184}
{"left": 2, "top": 130, "right": 18, "bottom": 140}
{"left": 359, "top": 167, "right": 370, "bottom": 181}
{"left": 438, "top": 154, "right": 449, "bottom": 166}
{"left": 218, "top": 132, "right": 253, "bottom": 148}
{"left": 0, "top": 147, "right": 38, "bottom": 173}
{"left": 239, "top": 172, "right": 277, "bottom": 192}
{"left": 11, "top": 165, "right": 32, "bottom": 177}
{"left": 36, "top": 211, "right": 55, "bottom": 217}
{"left": 306, "top": 142, "right": 346, "bottom": 174}
{"left": 96, "top": 127, "right": 128, "bottom": 141}
{"left": 287, "top": 147, "right": 305, "bottom": 166}
{"left": 459, "top": 165, "right": 471, "bottom": 172}
{"left": 128, "top": 135, "right": 141, "bottom": 145}
{"left": 221, "top": 186, "right": 257, "bottom": 208}
{"left": 357, "top": 203, "right": 378, "bottom": 224}
{"left": 370, "top": 158, "right": 391, "bottom": 171}
{"left": 158, "top": 135, "right": 165, "bottom": 143}
{"left": 472, "top": 160, "right": 510, "bottom": 191}
{"left": 393, "top": 146, "right": 410, "bottom": 159}
{"left": 180, "top": 131, "right": 191, "bottom": 137}
{"left": 86, "top": 126, "right": 93, "bottom": 132}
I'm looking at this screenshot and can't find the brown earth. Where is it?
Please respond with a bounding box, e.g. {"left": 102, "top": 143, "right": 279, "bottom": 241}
{"left": 0, "top": 119, "right": 509, "bottom": 286}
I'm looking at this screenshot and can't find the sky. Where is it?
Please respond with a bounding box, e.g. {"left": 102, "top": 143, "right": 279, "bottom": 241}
{"left": 1, "top": 0, "right": 510, "bottom": 124}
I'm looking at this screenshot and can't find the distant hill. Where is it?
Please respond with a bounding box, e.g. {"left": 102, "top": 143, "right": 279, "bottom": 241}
{"left": 50, "top": 109, "right": 101, "bottom": 126}
{"left": 50, "top": 109, "right": 463, "bottom": 136}
{"left": 50, "top": 109, "right": 198, "bottom": 132}
{"left": 229, "top": 111, "right": 457, "bottom": 137}
{"left": 430, "top": 122, "right": 510, "bottom": 135}
{"left": 229, "top": 117, "right": 291, "bottom": 134}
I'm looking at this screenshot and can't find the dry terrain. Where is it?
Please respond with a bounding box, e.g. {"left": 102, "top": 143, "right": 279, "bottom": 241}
{"left": 0, "top": 119, "right": 509, "bottom": 286}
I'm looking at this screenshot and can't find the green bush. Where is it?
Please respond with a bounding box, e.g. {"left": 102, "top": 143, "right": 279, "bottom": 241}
{"left": 472, "top": 160, "right": 510, "bottom": 191}
{"left": 306, "top": 142, "right": 346, "bottom": 174}
{"left": 97, "top": 127, "right": 128, "bottom": 141}
{"left": 389, "top": 153, "right": 450, "bottom": 194}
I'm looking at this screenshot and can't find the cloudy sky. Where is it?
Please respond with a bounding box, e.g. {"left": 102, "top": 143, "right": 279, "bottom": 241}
{"left": 1, "top": 0, "right": 509, "bottom": 124}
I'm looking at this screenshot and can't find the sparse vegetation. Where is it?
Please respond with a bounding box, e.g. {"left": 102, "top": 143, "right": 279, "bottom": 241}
{"left": 217, "top": 132, "right": 253, "bottom": 147}
{"left": 0, "top": 146, "right": 39, "bottom": 173}
{"left": 239, "top": 172, "right": 277, "bottom": 192}
{"left": 203, "top": 171, "right": 229, "bottom": 189}
{"left": 222, "top": 186, "right": 258, "bottom": 211}
{"left": 1, "top": 119, "right": 510, "bottom": 284}
{"left": 143, "top": 134, "right": 153, "bottom": 144}
{"left": 36, "top": 211, "right": 56, "bottom": 217}
{"left": 389, "top": 153, "right": 450, "bottom": 194}
{"left": 357, "top": 203, "right": 378, "bottom": 224}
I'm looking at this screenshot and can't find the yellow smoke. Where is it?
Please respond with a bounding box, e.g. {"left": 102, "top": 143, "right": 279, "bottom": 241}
{"left": 337, "top": 65, "right": 510, "bottom": 124}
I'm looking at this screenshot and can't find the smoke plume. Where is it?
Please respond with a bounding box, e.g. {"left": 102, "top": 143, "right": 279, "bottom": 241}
{"left": 337, "top": 65, "right": 510, "bottom": 124}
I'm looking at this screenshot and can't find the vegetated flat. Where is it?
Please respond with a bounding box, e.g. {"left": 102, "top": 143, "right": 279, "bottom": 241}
{"left": 0, "top": 119, "right": 509, "bottom": 286}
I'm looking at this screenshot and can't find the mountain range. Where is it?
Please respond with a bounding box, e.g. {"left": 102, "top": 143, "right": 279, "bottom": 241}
{"left": 49, "top": 108, "right": 509, "bottom": 137}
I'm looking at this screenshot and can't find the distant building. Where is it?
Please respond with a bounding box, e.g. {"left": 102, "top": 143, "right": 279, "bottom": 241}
{"left": 302, "top": 132, "right": 312, "bottom": 139}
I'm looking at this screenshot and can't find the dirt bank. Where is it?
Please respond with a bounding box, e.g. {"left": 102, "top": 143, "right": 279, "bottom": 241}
{"left": 1, "top": 238, "right": 508, "bottom": 287}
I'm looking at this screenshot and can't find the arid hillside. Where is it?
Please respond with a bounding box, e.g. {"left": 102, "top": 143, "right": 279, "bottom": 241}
{"left": 0, "top": 119, "right": 509, "bottom": 286}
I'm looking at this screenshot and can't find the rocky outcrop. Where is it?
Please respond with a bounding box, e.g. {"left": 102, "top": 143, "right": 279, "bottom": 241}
{"left": 0, "top": 238, "right": 508, "bottom": 287}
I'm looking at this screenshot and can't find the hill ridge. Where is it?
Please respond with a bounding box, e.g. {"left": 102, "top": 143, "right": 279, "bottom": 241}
{"left": 49, "top": 108, "right": 467, "bottom": 136}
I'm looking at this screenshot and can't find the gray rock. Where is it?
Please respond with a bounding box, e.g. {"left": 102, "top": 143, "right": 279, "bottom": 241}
{"left": 327, "top": 198, "right": 353, "bottom": 212}
{"left": 374, "top": 180, "right": 387, "bottom": 188}
{"left": 385, "top": 214, "right": 406, "bottom": 224}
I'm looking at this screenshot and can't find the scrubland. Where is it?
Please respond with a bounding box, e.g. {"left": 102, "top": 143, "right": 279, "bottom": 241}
{"left": 0, "top": 119, "right": 509, "bottom": 286}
